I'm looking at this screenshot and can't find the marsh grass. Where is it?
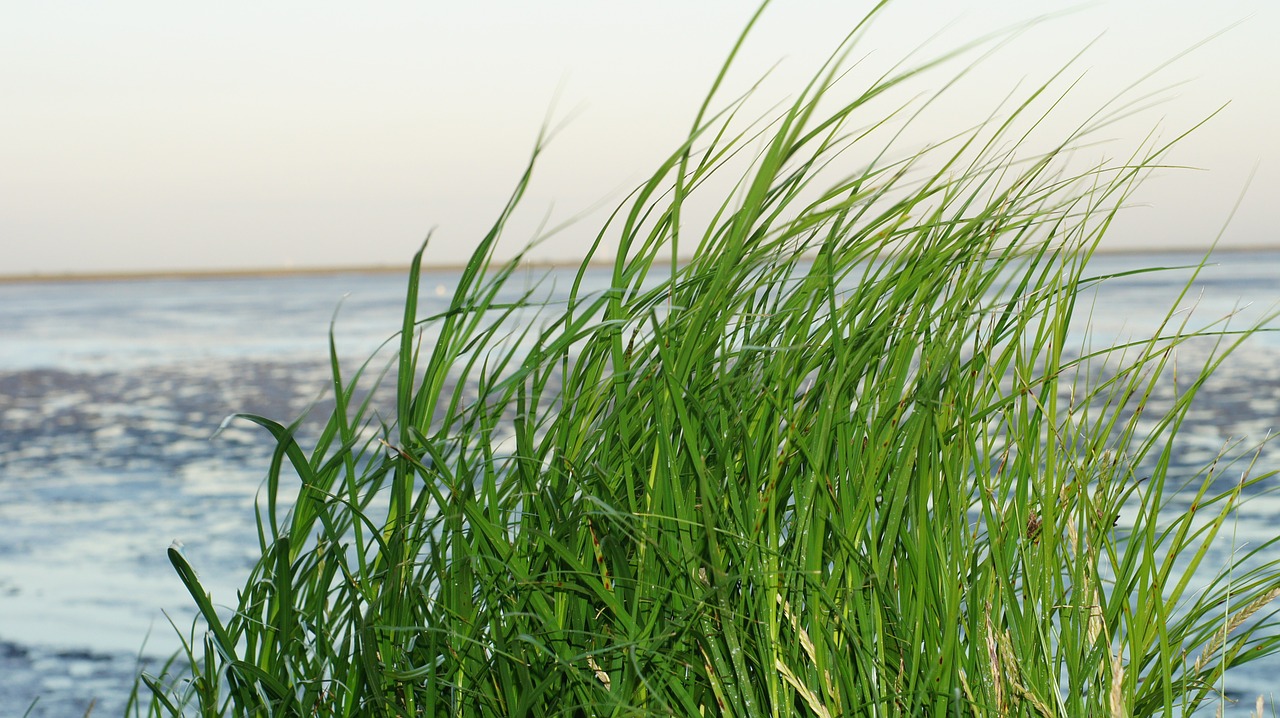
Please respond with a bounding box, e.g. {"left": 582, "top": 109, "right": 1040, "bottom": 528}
{"left": 136, "top": 3, "right": 1280, "bottom": 716}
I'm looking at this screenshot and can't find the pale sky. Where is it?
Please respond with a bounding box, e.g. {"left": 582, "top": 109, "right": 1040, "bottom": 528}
{"left": 2, "top": 1, "right": 1277, "bottom": 276}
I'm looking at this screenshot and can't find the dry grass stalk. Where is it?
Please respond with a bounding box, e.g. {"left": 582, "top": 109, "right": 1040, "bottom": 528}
{"left": 587, "top": 655, "right": 610, "bottom": 690}
{"left": 774, "top": 658, "right": 834, "bottom": 718}
{"left": 777, "top": 594, "right": 837, "bottom": 708}
{"left": 1193, "top": 587, "right": 1280, "bottom": 675}
{"left": 986, "top": 614, "right": 1005, "bottom": 714}
{"left": 1109, "top": 649, "right": 1127, "bottom": 718}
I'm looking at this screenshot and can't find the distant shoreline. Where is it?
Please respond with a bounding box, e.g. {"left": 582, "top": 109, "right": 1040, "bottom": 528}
{"left": 2, "top": 245, "right": 1276, "bottom": 285}
{"left": 0, "top": 264, "right": 410, "bottom": 285}
{"left": 0, "top": 259, "right": 617, "bottom": 285}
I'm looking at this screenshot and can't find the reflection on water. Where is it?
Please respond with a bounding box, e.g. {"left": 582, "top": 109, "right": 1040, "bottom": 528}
{"left": 0, "top": 255, "right": 1276, "bottom": 715}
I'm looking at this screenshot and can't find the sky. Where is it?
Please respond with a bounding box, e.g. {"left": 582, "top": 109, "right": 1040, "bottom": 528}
{"left": 2, "top": 0, "right": 1277, "bottom": 276}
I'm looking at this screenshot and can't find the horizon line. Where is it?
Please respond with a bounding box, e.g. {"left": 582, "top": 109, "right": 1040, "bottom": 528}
{"left": 3, "top": 244, "right": 1277, "bottom": 285}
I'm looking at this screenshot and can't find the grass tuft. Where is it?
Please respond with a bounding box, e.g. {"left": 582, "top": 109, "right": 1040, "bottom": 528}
{"left": 135, "top": 3, "right": 1280, "bottom": 716}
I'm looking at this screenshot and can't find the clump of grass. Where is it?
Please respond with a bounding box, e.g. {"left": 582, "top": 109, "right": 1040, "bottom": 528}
{"left": 137, "top": 3, "right": 1280, "bottom": 716}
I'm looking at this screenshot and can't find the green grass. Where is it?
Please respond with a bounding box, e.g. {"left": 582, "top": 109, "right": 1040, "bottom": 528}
{"left": 135, "top": 3, "right": 1280, "bottom": 716}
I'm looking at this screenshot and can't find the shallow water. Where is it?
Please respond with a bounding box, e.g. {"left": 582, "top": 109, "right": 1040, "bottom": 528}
{"left": 0, "top": 254, "right": 1277, "bottom": 715}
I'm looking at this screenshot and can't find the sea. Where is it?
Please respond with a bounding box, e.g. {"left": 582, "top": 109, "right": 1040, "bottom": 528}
{"left": 1, "top": 251, "right": 1278, "bottom": 716}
